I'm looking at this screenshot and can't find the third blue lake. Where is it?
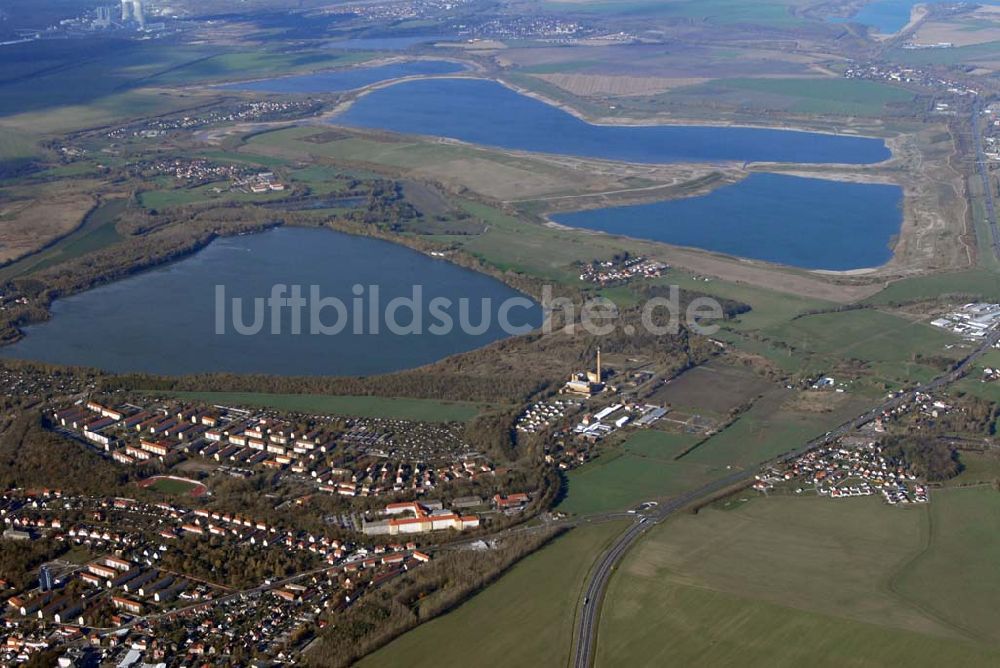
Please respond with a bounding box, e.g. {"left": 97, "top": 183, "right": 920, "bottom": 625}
{"left": 833, "top": 1, "right": 1000, "bottom": 35}
{"left": 551, "top": 173, "right": 902, "bottom": 270}
{"left": 218, "top": 60, "right": 466, "bottom": 94}
{"left": 335, "top": 78, "right": 891, "bottom": 165}
{"left": 830, "top": 0, "right": 924, "bottom": 34}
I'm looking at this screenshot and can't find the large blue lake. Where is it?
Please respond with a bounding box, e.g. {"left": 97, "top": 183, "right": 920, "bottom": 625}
{"left": 552, "top": 173, "right": 903, "bottom": 270}
{"left": 832, "top": 0, "right": 999, "bottom": 34}
{"left": 335, "top": 78, "right": 891, "bottom": 164}
{"left": 0, "top": 227, "right": 541, "bottom": 376}
{"left": 830, "top": 0, "right": 923, "bottom": 34}
{"left": 217, "top": 60, "right": 466, "bottom": 94}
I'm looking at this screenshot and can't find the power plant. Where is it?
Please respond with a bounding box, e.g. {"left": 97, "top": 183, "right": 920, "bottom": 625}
{"left": 564, "top": 348, "right": 606, "bottom": 396}
{"left": 120, "top": 0, "right": 146, "bottom": 29}
{"left": 94, "top": 6, "right": 114, "bottom": 28}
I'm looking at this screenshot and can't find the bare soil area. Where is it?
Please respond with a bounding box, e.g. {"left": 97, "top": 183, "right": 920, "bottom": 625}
{"left": 0, "top": 192, "right": 94, "bottom": 264}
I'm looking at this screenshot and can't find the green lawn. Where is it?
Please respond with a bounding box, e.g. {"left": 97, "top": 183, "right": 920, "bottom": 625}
{"left": 358, "top": 521, "right": 627, "bottom": 668}
{"left": 164, "top": 391, "right": 486, "bottom": 422}
{"left": 598, "top": 494, "right": 1000, "bottom": 666}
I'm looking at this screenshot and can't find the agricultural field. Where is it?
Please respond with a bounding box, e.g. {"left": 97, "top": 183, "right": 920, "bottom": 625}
{"left": 668, "top": 77, "right": 916, "bottom": 117}
{"left": 0, "top": 39, "right": 367, "bottom": 118}
{"left": 864, "top": 269, "right": 1000, "bottom": 305}
{"left": 0, "top": 127, "right": 43, "bottom": 177}
{"left": 556, "top": 448, "right": 716, "bottom": 515}
{"left": 888, "top": 39, "right": 1000, "bottom": 67}
{"left": 620, "top": 429, "right": 700, "bottom": 459}
{"left": 598, "top": 493, "right": 1000, "bottom": 666}
{"left": 0, "top": 39, "right": 372, "bottom": 134}
{"left": 540, "top": 0, "right": 811, "bottom": 26}
{"left": 662, "top": 273, "right": 837, "bottom": 328}
{"left": 357, "top": 521, "right": 628, "bottom": 668}
{"left": 679, "top": 390, "right": 871, "bottom": 468}
{"left": 762, "top": 308, "right": 962, "bottom": 367}
{"left": 164, "top": 391, "right": 487, "bottom": 422}
{"left": 529, "top": 73, "right": 701, "bottom": 97}
{"left": 912, "top": 5, "right": 1000, "bottom": 48}
{"left": 0, "top": 198, "right": 125, "bottom": 281}
{"left": 891, "top": 486, "right": 1000, "bottom": 644}
{"left": 647, "top": 361, "right": 776, "bottom": 418}
{"left": 0, "top": 190, "right": 93, "bottom": 264}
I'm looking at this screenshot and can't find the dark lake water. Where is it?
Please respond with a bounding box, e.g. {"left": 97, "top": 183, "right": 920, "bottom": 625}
{"left": 1, "top": 227, "right": 541, "bottom": 376}
{"left": 552, "top": 173, "right": 903, "bottom": 270}
{"left": 335, "top": 78, "right": 891, "bottom": 165}
{"left": 217, "top": 60, "right": 466, "bottom": 94}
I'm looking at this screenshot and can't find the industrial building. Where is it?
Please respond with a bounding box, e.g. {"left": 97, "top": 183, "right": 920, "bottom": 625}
{"left": 564, "top": 348, "right": 606, "bottom": 396}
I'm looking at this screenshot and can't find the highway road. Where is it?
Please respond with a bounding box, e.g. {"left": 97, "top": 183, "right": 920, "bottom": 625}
{"left": 571, "top": 328, "right": 1000, "bottom": 668}
{"left": 971, "top": 104, "right": 1000, "bottom": 261}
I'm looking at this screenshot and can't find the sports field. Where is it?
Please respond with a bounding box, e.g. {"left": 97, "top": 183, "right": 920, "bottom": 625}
{"left": 139, "top": 475, "right": 208, "bottom": 497}
{"left": 597, "top": 492, "right": 1000, "bottom": 666}
{"left": 357, "top": 521, "right": 628, "bottom": 668}
{"left": 165, "top": 391, "right": 486, "bottom": 422}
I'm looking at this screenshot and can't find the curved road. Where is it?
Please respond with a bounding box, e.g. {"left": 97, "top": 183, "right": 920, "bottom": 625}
{"left": 572, "top": 328, "right": 1000, "bottom": 668}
